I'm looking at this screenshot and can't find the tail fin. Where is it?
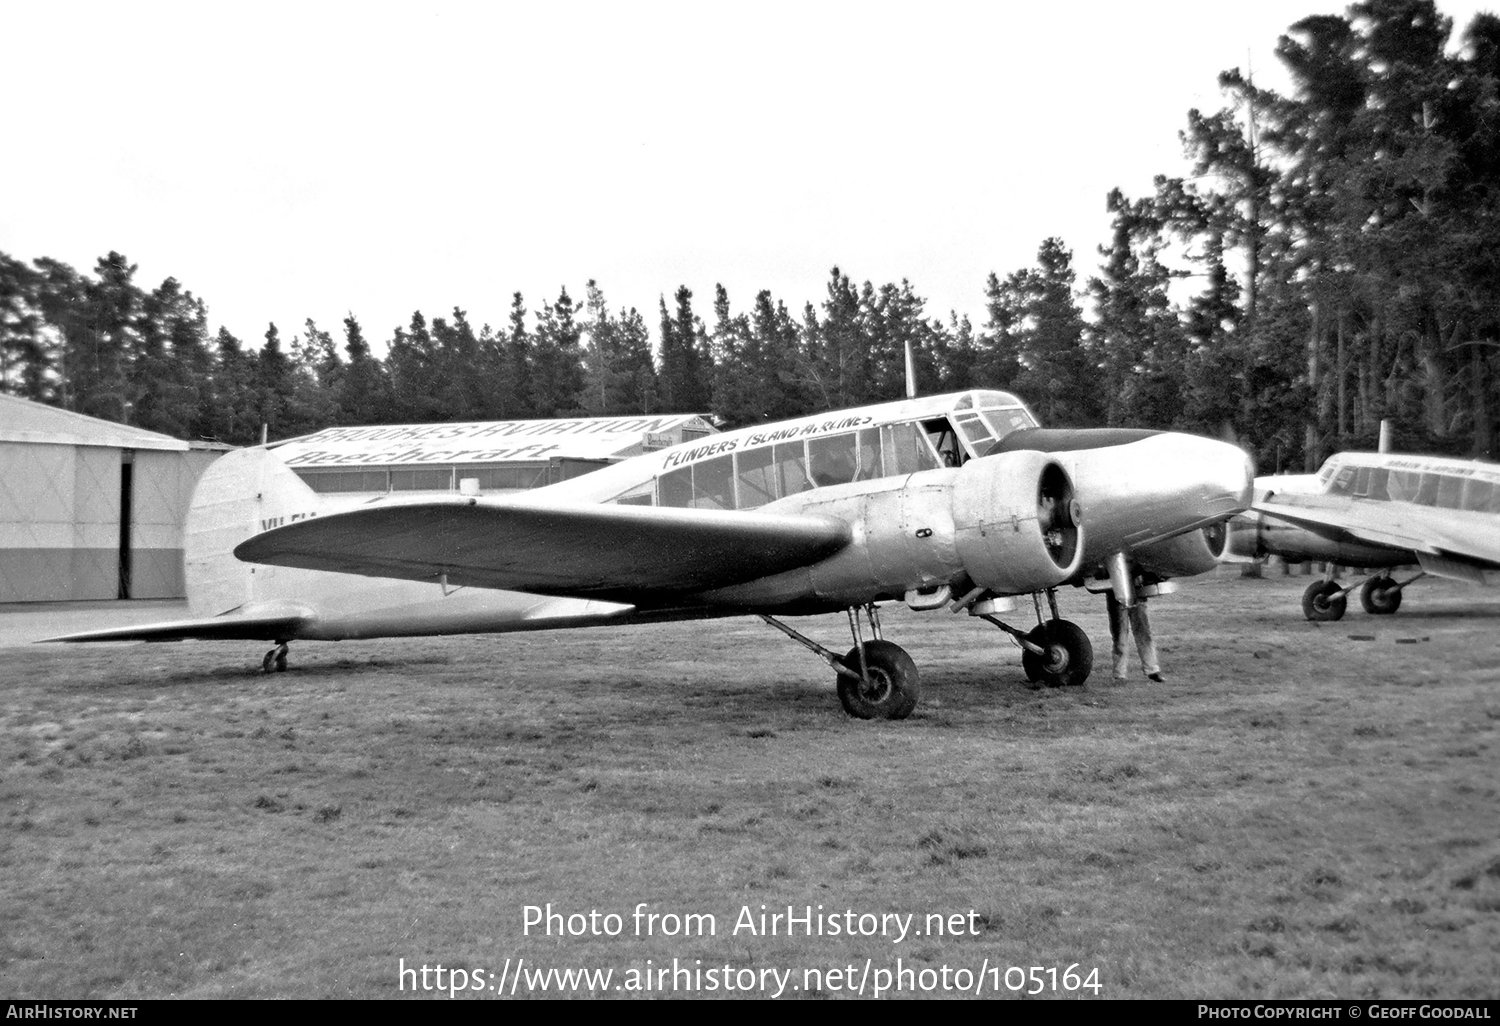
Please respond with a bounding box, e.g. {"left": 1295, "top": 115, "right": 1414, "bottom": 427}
{"left": 185, "top": 447, "right": 320, "bottom": 617}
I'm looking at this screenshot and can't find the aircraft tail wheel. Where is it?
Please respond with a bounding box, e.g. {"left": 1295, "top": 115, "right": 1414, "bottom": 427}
{"left": 1301, "top": 580, "right": 1347, "bottom": 621}
{"left": 1021, "top": 619, "right": 1093, "bottom": 688}
{"left": 837, "top": 640, "right": 920, "bottom": 720}
{"left": 1360, "top": 577, "right": 1402, "bottom": 615}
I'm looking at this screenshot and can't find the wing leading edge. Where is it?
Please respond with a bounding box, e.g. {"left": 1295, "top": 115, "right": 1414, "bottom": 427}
{"left": 233, "top": 498, "right": 852, "bottom": 604}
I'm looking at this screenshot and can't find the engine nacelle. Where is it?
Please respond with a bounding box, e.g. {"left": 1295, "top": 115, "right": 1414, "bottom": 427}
{"left": 1132, "top": 524, "right": 1226, "bottom": 579}
{"left": 1220, "top": 510, "right": 1412, "bottom": 568}
{"left": 950, "top": 451, "right": 1085, "bottom": 593}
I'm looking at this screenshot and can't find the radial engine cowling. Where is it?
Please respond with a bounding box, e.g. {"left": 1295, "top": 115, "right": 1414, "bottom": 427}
{"left": 950, "top": 451, "right": 1085, "bottom": 593}
{"left": 1132, "top": 522, "right": 1231, "bottom": 579}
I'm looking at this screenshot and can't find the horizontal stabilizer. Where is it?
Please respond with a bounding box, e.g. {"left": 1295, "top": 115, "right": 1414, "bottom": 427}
{"left": 42, "top": 609, "right": 310, "bottom": 644}
{"left": 234, "top": 498, "right": 851, "bottom": 604}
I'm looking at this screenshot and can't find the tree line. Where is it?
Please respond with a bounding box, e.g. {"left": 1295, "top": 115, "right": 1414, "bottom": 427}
{"left": 2, "top": 1, "right": 1497, "bottom": 470}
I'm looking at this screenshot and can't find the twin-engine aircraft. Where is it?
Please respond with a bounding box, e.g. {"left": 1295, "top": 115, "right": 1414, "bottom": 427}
{"left": 52, "top": 390, "right": 1253, "bottom": 718}
{"left": 1223, "top": 451, "right": 1500, "bottom": 620}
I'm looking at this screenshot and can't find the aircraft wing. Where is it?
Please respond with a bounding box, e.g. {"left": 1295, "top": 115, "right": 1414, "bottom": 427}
{"left": 234, "top": 498, "right": 852, "bottom": 604}
{"left": 43, "top": 608, "right": 311, "bottom": 644}
{"left": 1255, "top": 493, "right": 1500, "bottom": 573}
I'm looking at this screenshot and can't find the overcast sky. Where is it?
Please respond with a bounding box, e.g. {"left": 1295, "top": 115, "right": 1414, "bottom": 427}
{"left": 4, "top": 1, "right": 1494, "bottom": 353}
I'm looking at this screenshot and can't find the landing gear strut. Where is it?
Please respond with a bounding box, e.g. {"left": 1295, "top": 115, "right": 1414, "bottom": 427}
{"left": 979, "top": 588, "right": 1093, "bottom": 688}
{"left": 759, "top": 606, "right": 920, "bottom": 720}
{"left": 262, "top": 642, "right": 289, "bottom": 673}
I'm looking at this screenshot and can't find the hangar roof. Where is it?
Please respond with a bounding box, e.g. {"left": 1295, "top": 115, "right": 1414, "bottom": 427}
{"left": 271, "top": 413, "right": 716, "bottom": 469}
{"left": 0, "top": 394, "right": 191, "bottom": 451}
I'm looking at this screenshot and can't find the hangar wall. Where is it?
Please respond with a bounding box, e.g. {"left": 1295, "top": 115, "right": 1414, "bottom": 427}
{"left": 0, "top": 395, "right": 225, "bottom": 603}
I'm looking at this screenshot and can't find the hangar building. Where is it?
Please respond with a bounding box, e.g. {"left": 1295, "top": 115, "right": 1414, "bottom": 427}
{"left": 0, "top": 394, "right": 226, "bottom": 602}
{"left": 271, "top": 413, "right": 716, "bottom": 497}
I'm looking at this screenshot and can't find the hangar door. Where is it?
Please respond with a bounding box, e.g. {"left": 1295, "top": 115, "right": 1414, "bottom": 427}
{"left": 0, "top": 442, "right": 120, "bottom": 601}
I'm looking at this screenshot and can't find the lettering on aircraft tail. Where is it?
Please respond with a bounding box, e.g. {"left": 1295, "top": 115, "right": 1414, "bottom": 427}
{"left": 260, "top": 512, "right": 318, "bottom": 532}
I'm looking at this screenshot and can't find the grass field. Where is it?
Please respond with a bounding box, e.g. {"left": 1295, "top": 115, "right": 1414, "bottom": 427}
{"left": 2, "top": 567, "right": 1497, "bottom": 999}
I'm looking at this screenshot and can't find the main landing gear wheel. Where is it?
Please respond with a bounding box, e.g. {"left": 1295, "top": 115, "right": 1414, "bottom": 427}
{"left": 1301, "top": 580, "right": 1347, "bottom": 622}
{"left": 1020, "top": 619, "right": 1093, "bottom": 688}
{"left": 1360, "top": 576, "right": 1403, "bottom": 615}
{"left": 262, "top": 643, "right": 289, "bottom": 673}
{"left": 837, "top": 640, "right": 920, "bottom": 720}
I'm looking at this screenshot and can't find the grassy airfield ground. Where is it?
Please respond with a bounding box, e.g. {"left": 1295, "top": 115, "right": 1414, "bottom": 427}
{"left": 1, "top": 567, "right": 1497, "bottom": 1000}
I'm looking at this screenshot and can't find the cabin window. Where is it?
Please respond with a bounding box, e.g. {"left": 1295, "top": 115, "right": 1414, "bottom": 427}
{"left": 1329, "top": 466, "right": 1356, "bottom": 495}
{"left": 657, "top": 455, "right": 735, "bottom": 509}
{"left": 775, "top": 441, "right": 813, "bottom": 497}
{"left": 808, "top": 434, "right": 857, "bottom": 486}
{"left": 854, "top": 428, "right": 883, "bottom": 480}
{"left": 881, "top": 423, "right": 940, "bottom": 475}
{"left": 735, "top": 445, "right": 778, "bottom": 508}
{"left": 692, "top": 454, "right": 735, "bottom": 509}
{"left": 1386, "top": 470, "right": 1419, "bottom": 503}
{"left": 1436, "top": 474, "right": 1465, "bottom": 509}
{"left": 1414, "top": 473, "right": 1441, "bottom": 506}
{"left": 659, "top": 466, "right": 692, "bottom": 507}
{"left": 1461, "top": 478, "right": 1497, "bottom": 513}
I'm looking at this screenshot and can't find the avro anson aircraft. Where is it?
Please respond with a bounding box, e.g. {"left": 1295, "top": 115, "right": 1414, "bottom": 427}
{"left": 52, "top": 390, "right": 1252, "bottom": 718}
{"left": 1223, "top": 451, "right": 1500, "bottom": 620}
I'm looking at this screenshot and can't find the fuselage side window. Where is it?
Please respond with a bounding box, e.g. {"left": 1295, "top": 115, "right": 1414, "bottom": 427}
{"left": 692, "top": 454, "right": 735, "bottom": 509}
{"left": 735, "top": 445, "right": 778, "bottom": 509}
{"left": 659, "top": 466, "right": 692, "bottom": 507}
{"left": 1329, "top": 466, "right": 1356, "bottom": 495}
{"left": 1436, "top": 474, "right": 1465, "bottom": 509}
{"left": 774, "top": 441, "right": 813, "bottom": 497}
{"left": 1386, "top": 470, "right": 1418, "bottom": 503}
{"left": 808, "top": 434, "right": 857, "bottom": 486}
{"left": 880, "top": 422, "right": 940, "bottom": 475}
{"left": 1461, "top": 477, "right": 1496, "bottom": 513}
{"left": 1414, "top": 472, "right": 1441, "bottom": 506}
{"left": 854, "top": 427, "right": 883, "bottom": 481}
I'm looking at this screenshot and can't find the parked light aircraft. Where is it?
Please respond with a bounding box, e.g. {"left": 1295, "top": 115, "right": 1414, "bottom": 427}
{"left": 1223, "top": 451, "right": 1500, "bottom": 620}
{"left": 51, "top": 390, "right": 1253, "bottom": 718}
